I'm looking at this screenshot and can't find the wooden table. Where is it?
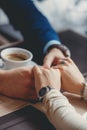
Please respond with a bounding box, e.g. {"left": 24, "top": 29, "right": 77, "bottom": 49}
{"left": 0, "top": 92, "right": 87, "bottom": 130}
{"left": 0, "top": 92, "right": 87, "bottom": 117}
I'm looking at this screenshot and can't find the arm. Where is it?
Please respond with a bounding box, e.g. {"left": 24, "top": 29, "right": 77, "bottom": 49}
{"left": 43, "top": 89, "right": 87, "bottom": 130}
{"left": 33, "top": 65, "right": 87, "bottom": 130}
{"left": 0, "top": 0, "right": 60, "bottom": 50}
{"left": 1, "top": 0, "right": 70, "bottom": 66}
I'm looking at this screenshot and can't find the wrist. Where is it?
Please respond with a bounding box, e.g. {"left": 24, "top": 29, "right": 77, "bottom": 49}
{"left": 76, "top": 81, "right": 87, "bottom": 99}
{"left": 47, "top": 44, "right": 71, "bottom": 57}
{"left": 38, "top": 86, "right": 54, "bottom": 102}
{"left": 49, "top": 47, "right": 65, "bottom": 57}
{"left": 76, "top": 83, "right": 85, "bottom": 96}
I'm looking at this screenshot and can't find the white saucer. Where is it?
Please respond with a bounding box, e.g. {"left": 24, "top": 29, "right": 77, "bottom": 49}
{"left": 24, "top": 60, "right": 37, "bottom": 67}
{"left": 0, "top": 60, "right": 37, "bottom": 70}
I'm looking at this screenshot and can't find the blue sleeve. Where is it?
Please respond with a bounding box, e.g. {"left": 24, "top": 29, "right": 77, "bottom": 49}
{"left": 0, "top": 0, "right": 61, "bottom": 63}
{"left": 1, "top": 0, "right": 60, "bottom": 44}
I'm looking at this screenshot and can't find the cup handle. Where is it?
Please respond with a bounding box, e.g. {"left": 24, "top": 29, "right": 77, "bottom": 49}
{"left": 0, "top": 58, "right": 5, "bottom": 69}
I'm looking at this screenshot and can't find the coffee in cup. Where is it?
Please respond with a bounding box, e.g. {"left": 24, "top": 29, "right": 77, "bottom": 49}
{"left": 5, "top": 53, "right": 28, "bottom": 61}
{"left": 0, "top": 47, "right": 33, "bottom": 69}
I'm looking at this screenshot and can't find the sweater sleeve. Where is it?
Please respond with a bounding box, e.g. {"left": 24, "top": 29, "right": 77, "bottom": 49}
{"left": 43, "top": 89, "right": 87, "bottom": 130}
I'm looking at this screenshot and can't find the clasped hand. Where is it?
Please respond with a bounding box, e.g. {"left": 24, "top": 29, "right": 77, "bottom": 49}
{"left": 0, "top": 56, "right": 85, "bottom": 100}
{"left": 0, "top": 65, "right": 61, "bottom": 100}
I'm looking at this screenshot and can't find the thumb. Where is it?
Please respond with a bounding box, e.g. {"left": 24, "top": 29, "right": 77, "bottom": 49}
{"left": 32, "top": 65, "right": 42, "bottom": 83}
{"left": 43, "top": 53, "right": 54, "bottom": 68}
{"left": 33, "top": 65, "right": 40, "bottom": 77}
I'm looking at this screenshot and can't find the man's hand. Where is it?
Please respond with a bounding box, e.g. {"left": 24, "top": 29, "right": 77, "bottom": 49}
{"left": 0, "top": 67, "right": 37, "bottom": 100}
{"left": 33, "top": 66, "right": 61, "bottom": 95}
{"left": 43, "top": 48, "right": 65, "bottom": 68}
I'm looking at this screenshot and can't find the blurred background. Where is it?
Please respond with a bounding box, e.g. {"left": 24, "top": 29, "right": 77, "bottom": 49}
{"left": 1, "top": 0, "right": 87, "bottom": 36}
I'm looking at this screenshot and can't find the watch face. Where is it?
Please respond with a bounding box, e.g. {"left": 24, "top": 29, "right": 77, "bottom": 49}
{"left": 39, "top": 87, "right": 47, "bottom": 97}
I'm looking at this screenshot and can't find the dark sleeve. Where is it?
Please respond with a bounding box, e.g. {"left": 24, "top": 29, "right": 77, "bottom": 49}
{"left": 0, "top": 0, "right": 60, "bottom": 43}
{"left": 0, "top": 0, "right": 61, "bottom": 63}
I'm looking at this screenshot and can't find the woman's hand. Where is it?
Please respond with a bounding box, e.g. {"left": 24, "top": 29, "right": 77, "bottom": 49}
{"left": 0, "top": 67, "right": 37, "bottom": 100}
{"left": 33, "top": 65, "right": 61, "bottom": 94}
{"left": 43, "top": 48, "right": 65, "bottom": 68}
{"left": 53, "top": 57, "right": 85, "bottom": 95}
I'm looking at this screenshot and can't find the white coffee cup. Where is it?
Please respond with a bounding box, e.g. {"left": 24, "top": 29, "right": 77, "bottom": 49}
{"left": 0, "top": 47, "right": 33, "bottom": 69}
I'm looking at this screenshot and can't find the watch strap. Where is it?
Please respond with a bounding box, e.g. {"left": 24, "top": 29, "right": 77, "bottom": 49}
{"left": 38, "top": 86, "right": 53, "bottom": 102}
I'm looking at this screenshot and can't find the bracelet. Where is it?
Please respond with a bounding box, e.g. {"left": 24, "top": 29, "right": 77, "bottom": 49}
{"left": 82, "top": 82, "right": 87, "bottom": 100}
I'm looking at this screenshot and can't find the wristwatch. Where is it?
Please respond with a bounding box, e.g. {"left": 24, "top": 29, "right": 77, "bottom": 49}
{"left": 38, "top": 86, "right": 53, "bottom": 102}
{"left": 48, "top": 44, "right": 71, "bottom": 57}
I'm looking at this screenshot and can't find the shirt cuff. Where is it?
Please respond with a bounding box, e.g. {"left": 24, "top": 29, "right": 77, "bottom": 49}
{"left": 43, "top": 40, "right": 61, "bottom": 54}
